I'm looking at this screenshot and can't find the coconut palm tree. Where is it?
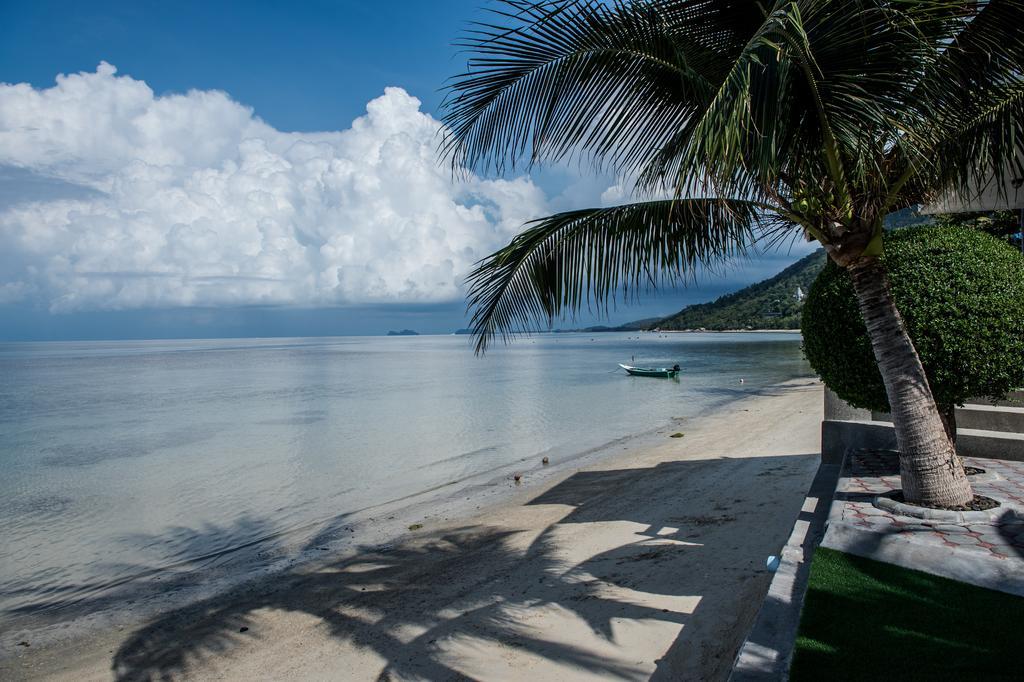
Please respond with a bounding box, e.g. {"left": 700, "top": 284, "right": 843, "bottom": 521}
{"left": 441, "top": 0, "right": 1024, "bottom": 508}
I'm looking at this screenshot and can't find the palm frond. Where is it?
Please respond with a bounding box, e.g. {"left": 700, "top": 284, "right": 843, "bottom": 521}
{"left": 894, "top": 0, "right": 1024, "bottom": 205}
{"left": 444, "top": 0, "right": 1024, "bottom": 354}
{"left": 465, "top": 197, "right": 782, "bottom": 353}
{"left": 440, "top": 0, "right": 755, "bottom": 177}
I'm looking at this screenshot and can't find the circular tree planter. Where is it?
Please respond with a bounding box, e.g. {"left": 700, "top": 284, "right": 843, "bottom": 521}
{"left": 873, "top": 491, "right": 1002, "bottom": 523}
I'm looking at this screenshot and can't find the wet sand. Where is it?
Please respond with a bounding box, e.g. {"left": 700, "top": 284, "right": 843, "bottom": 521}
{"left": 3, "top": 378, "right": 823, "bottom": 681}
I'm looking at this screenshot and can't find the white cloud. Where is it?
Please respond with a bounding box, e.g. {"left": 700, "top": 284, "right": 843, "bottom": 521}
{"left": 0, "top": 63, "right": 552, "bottom": 311}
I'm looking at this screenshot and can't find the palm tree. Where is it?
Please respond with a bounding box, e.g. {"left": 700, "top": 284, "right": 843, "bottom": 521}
{"left": 441, "top": 0, "right": 1024, "bottom": 508}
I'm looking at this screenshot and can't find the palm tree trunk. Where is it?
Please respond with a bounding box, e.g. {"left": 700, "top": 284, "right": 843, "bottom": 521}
{"left": 847, "top": 257, "right": 972, "bottom": 507}
{"left": 938, "top": 403, "right": 957, "bottom": 445}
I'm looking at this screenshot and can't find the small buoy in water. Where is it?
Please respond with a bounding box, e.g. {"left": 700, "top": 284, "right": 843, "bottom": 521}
{"left": 767, "top": 555, "right": 780, "bottom": 572}
{"left": 740, "top": 378, "right": 745, "bottom": 384}
{"left": 513, "top": 473, "right": 522, "bottom": 484}
{"left": 542, "top": 456, "right": 549, "bottom": 465}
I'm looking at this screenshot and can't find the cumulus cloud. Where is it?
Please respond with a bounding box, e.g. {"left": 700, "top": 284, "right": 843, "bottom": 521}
{"left": 0, "top": 63, "right": 553, "bottom": 311}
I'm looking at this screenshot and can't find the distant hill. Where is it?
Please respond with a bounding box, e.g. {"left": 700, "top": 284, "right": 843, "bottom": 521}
{"left": 884, "top": 206, "right": 932, "bottom": 229}
{"left": 387, "top": 329, "right": 419, "bottom": 336}
{"left": 620, "top": 210, "right": 931, "bottom": 332}
{"left": 609, "top": 317, "right": 663, "bottom": 331}
{"left": 653, "top": 250, "right": 827, "bottom": 331}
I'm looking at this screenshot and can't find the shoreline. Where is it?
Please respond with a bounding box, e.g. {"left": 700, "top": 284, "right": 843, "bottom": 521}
{"left": 0, "top": 375, "right": 808, "bottom": 651}
{"left": 3, "top": 377, "right": 824, "bottom": 681}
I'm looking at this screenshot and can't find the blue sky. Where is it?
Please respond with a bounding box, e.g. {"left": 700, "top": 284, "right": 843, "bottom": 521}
{"left": 1, "top": 0, "right": 482, "bottom": 131}
{"left": 0, "top": 0, "right": 811, "bottom": 340}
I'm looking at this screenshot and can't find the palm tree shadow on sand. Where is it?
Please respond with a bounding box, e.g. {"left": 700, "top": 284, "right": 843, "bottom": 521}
{"left": 11, "top": 453, "right": 817, "bottom": 681}
{"left": 111, "top": 525, "right": 676, "bottom": 681}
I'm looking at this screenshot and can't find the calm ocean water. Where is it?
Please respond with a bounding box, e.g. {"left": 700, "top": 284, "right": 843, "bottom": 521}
{"left": 0, "top": 332, "right": 810, "bottom": 626}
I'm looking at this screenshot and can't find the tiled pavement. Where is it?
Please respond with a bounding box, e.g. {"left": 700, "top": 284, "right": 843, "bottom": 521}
{"left": 822, "top": 450, "right": 1024, "bottom": 595}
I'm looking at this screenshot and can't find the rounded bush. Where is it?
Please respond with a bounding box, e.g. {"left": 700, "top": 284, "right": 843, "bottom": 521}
{"left": 801, "top": 224, "right": 1024, "bottom": 412}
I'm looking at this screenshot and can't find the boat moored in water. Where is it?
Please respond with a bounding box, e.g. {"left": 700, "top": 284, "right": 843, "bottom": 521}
{"left": 619, "top": 363, "right": 680, "bottom": 378}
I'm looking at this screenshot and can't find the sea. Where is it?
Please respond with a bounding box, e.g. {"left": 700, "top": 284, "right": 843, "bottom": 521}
{"left": 0, "top": 332, "right": 811, "bottom": 633}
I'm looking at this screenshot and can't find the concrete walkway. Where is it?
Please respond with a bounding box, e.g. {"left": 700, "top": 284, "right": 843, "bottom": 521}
{"left": 729, "top": 463, "right": 840, "bottom": 681}
{"left": 821, "top": 450, "right": 1024, "bottom": 596}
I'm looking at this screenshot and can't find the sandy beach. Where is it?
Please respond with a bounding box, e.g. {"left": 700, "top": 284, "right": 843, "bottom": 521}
{"left": 3, "top": 378, "right": 823, "bottom": 681}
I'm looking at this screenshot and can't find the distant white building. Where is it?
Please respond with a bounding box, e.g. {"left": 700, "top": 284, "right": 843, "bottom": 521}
{"left": 795, "top": 286, "right": 805, "bottom": 302}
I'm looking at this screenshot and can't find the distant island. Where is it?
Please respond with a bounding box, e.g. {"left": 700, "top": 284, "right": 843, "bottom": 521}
{"left": 387, "top": 329, "right": 420, "bottom": 336}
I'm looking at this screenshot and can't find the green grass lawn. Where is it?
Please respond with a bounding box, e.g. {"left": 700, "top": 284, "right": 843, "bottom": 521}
{"left": 790, "top": 547, "right": 1024, "bottom": 681}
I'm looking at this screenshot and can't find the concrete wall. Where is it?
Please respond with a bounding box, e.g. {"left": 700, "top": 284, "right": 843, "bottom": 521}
{"left": 821, "top": 420, "right": 897, "bottom": 465}
{"left": 821, "top": 419, "right": 1024, "bottom": 463}
{"left": 824, "top": 387, "right": 871, "bottom": 421}
{"left": 823, "top": 388, "right": 1024, "bottom": 463}
{"left": 958, "top": 405, "right": 1024, "bottom": 433}
{"left": 873, "top": 404, "right": 1024, "bottom": 434}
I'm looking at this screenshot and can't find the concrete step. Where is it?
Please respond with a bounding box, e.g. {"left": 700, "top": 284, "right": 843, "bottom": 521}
{"left": 957, "top": 404, "right": 1024, "bottom": 434}
{"left": 872, "top": 404, "right": 1024, "bottom": 435}
{"left": 958, "top": 428, "right": 1024, "bottom": 461}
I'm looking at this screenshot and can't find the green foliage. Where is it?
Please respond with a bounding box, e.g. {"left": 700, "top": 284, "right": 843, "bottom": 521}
{"left": 933, "top": 210, "right": 1021, "bottom": 240}
{"left": 656, "top": 250, "right": 826, "bottom": 331}
{"left": 801, "top": 225, "right": 1024, "bottom": 411}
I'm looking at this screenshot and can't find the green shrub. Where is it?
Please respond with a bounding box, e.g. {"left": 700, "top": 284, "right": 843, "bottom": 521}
{"left": 801, "top": 224, "right": 1024, "bottom": 413}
